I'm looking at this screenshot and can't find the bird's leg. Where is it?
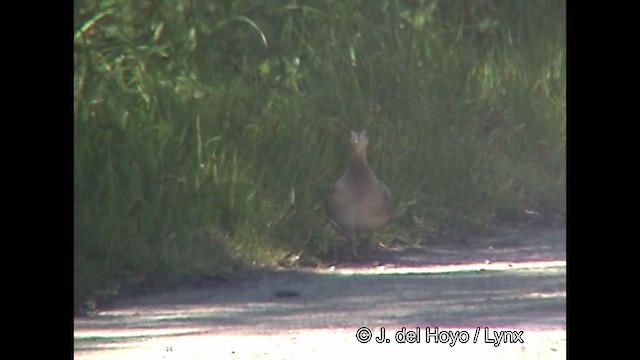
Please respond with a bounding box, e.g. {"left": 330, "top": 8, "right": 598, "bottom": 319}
{"left": 331, "top": 240, "right": 339, "bottom": 264}
{"left": 351, "top": 239, "right": 358, "bottom": 259}
{"left": 355, "top": 232, "right": 373, "bottom": 258}
{"left": 350, "top": 233, "right": 359, "bottom": 259}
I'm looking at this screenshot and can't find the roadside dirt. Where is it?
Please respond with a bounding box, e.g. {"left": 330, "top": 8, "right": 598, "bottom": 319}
{"left": 74, "top": 226, "right": 566, "bottom": 359}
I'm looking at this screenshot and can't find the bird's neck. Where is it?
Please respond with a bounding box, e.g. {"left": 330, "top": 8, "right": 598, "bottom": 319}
{"left": 347, "top": 152, "right": 374, "bottom": 179}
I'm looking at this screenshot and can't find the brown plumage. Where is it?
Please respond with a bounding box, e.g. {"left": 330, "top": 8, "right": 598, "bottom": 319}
{"left": 325, "top": 130, "right": 394, "bottom": 258}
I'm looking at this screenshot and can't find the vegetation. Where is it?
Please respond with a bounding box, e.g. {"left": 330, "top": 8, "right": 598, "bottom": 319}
{"left": 74, "top": 0, "right": 565, "bottom": 300}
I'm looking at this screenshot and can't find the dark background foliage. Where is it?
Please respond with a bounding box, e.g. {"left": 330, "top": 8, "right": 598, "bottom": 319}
{"left": 74, "top": 0, "right": 565, "bottom": 299}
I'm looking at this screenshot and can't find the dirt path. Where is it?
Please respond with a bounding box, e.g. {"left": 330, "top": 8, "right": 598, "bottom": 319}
{"left": 74, "top": 227, "right": 566, "bottom": 359}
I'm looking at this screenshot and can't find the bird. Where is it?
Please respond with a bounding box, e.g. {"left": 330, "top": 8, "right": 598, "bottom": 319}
{"left": 324, "top": 130, "right": 394, "bottom": 259}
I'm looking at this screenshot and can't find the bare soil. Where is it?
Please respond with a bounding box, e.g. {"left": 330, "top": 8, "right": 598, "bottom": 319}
{"left": 74, "top": 226, "right": 566, "bottom": 359}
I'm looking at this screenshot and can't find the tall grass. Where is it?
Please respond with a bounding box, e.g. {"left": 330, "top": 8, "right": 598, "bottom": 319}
{"left": 74, "top": 0, "right": 565, "bottom": 298}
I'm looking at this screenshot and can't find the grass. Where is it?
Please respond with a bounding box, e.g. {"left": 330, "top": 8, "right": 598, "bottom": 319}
{"left": 74, "top": 0, "right": 565, "bottom": 302}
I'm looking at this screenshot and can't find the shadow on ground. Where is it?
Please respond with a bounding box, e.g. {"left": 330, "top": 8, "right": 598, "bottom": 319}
{"left": 74, "top": 227, "right": 565, "bottom": 353}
